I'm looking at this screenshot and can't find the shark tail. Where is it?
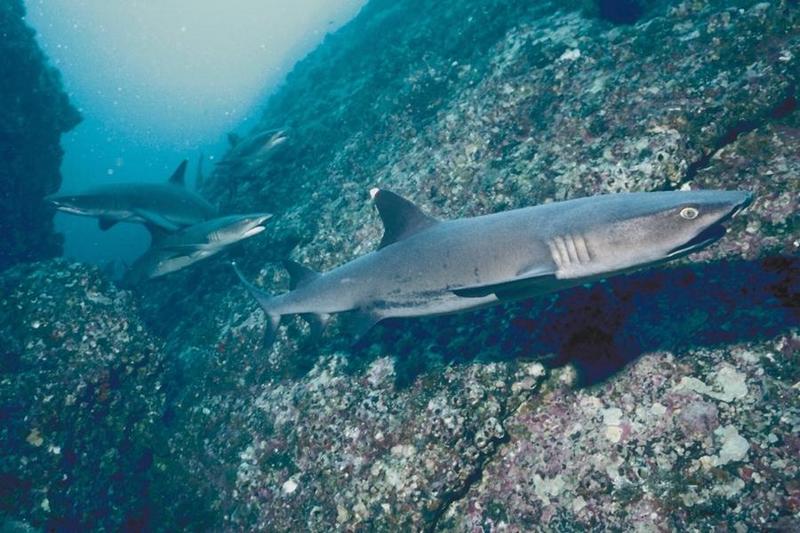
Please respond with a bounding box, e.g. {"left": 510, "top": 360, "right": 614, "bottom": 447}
{"left": 232, "top": 261, "right": 331, "bottom": 346}
{"left": 232, "top": 262, "right": 282, "bottom": 345}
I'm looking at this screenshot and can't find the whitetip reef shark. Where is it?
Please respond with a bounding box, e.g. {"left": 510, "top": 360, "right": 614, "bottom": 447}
{"left": 234, "top": 188, "right": 752, "bottom": 344}
{"left": 123, "top": 213, "right": 272, "bottom": 285}
{"left": 45, "top": 160, "right": 217, "bottom": 232}
{"left": 218, "top": 128, "right": 289, "bottom": 173}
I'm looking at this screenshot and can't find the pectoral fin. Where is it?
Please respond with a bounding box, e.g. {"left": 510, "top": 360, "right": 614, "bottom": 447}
{"left": 452, "top": 265, "right": 558, "bottom": 299}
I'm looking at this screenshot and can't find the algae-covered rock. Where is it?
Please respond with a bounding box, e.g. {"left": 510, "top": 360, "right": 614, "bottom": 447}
{"left": 0, "top": 261, "right": 165, "bottom": 529}
{"left": 0, "top": 0, "right": 81, "bottom": 271}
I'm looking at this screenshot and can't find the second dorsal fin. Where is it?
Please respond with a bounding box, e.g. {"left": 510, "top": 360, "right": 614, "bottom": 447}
{"left": 370, "top": 188, "right": 438, "bottom": 249}
{"left": 168, "top": 160, "right": 188, "bottom": 186}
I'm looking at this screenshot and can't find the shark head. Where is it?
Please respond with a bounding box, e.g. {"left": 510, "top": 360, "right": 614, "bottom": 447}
{"left": 547, "top": 189, "right": 753, "bottom": 279}
{"left": 45, "top": 192, "right": 110, "bottom": 216}
{"left": 659, "top": 190, "right": 753, "bottom": 258}
{"left": 203, "top": 213, "right": 272, "bottom": 246}
{"left": 124, "top": 213, "right": 272, "bottom": 285}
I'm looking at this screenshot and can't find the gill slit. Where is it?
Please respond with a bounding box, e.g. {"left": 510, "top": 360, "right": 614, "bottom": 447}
{"left": 549, "top": 233, "right": 593, "bottom": 269}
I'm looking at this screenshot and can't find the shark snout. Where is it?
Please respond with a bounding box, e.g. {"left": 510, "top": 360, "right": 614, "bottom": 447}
{"left": 664, "top": 189, "right": 753, "bottom": 258}
{"left": 241, "top": 213, "right": 272, "bottom": 230}
{"left": 44, "top": 193, "right": 64, "bottom": 206}
{"left": 252, "top": 213, "right": 273, "bottom": 226}
{"left": 730, "top": 190, "right": 754, "bottom": 217}
{"left": 715, "top": 190, "right": 753, "bottom": 223}
{"left": 230, "top": 213, "right": 272, "bottom": 239}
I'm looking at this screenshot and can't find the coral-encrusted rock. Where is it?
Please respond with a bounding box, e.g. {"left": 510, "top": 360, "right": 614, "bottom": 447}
{"left": 442, "top": 337, "right": 800, "bottom": 531}
{"left": 0, "top": 261, "right": 165, "bottom": 529}
{"left": 224, "top": 357, "right": 545, "bottom": 530}
{"left": 0, "top": 1, "right": 81, "bottom": 271}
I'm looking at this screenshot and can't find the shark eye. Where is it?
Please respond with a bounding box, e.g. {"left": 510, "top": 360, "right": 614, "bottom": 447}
{"left": 680, "top": 207, "right": 699, "bottom": 220}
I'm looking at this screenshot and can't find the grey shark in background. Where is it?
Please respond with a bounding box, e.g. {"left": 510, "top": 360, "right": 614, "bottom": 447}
{"left": 124, "top": 213, "right": 272, "bottom": 285}
{"left": 235, "top": 188, "right": 752, "bottom": 344}
{"left": 218, "top": 128, "right": 289, "bottom": 173}
{"left": 46, "top": 160, "right": 217, "bottom": 232}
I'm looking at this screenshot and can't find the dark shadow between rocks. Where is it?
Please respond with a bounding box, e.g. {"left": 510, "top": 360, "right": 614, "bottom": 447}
{"left": 348, "top": 255, "right": 799, "bottom": 388}
{"left": 597, "top": 0, "right": 646, "bottom": 24}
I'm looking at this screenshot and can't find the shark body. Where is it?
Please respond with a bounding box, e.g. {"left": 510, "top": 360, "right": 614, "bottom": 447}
{"left": 236, "top": 188, "right": 752, "bottom": 342}
{"left": 218, "top": 128, "right": 289, "bottom": 174}
{"left": 124, "top": 213, "right": 271, "bottom": 284}
{"left": 46, "top": 160, "right": 217, "bottom": 232}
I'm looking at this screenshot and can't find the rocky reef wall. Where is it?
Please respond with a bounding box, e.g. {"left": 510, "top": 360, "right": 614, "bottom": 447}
{"left": 0, "top": 0, "right": 80, "bottom": 271}
{"left": 0, "top": 0, "right": 798, "bottom": 530}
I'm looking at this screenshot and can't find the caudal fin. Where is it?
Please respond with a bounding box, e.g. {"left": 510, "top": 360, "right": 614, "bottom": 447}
{"left": 232, "top": 262, "right": 281, "bottom": 345}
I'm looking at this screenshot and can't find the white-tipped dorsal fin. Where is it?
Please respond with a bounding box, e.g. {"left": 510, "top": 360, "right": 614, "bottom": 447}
{"left": 168, "top": 159, "right": 188, "bottom": 186}
{"left": 371, "top": 188, "right": 438, "bottom": 250}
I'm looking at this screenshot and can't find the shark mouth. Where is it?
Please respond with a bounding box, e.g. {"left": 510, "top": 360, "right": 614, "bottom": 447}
{"left": 666, "top": 193, "right": 752, "bottom": 258}
{"left": 667, "top": 222, "right": 728, "bottom": 257}
{"left": 242, "top": 225, "right": 266, "bottom": 239}
{"left": 51, "top": 204, "right": 87, "bottom": 215}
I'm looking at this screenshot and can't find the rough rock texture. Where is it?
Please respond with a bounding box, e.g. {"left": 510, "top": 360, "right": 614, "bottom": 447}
{"left": 0, "top": 0, "right": 81, "bottom": 271}
{"left": 2, "top": 0, "right": 799, "bottom": 531}
{"left": 442, "top": 338, "right": 800, "bottom": 531}
{"left": 0, "top": 261, "right": 167, "bottom": 530}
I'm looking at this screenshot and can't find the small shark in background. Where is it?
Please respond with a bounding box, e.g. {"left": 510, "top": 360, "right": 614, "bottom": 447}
{"left": 123, "top": 213, "right": 271, "bottom": 285}
{"left": 235, "top": 188, "right": 752, "bottom": 344}
{"left": 46, "top": 160, "right": 217, "bottom": 232}
{"left": 218, "top": 128, "right": 289, "bottom": 173}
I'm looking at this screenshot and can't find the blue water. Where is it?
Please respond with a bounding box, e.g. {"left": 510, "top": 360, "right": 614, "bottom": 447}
{"left": 24, "top": 0, "right": 366, "bottom": 266}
